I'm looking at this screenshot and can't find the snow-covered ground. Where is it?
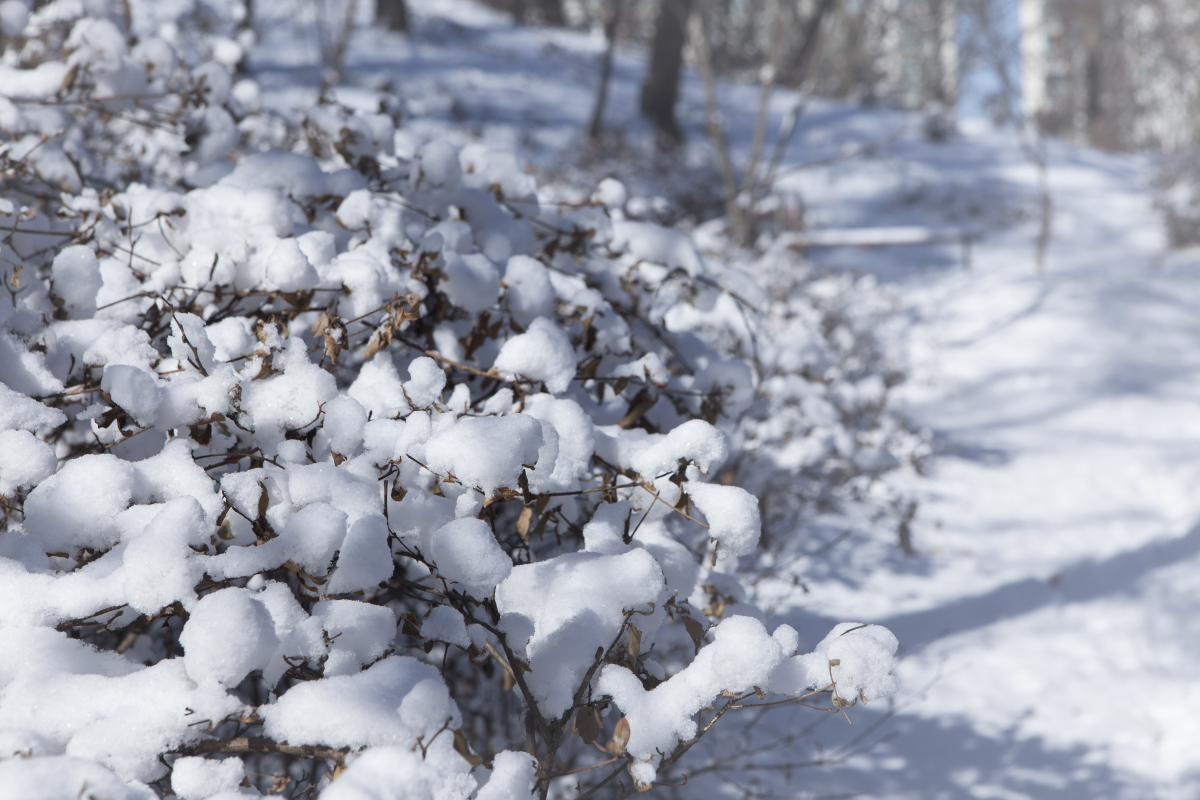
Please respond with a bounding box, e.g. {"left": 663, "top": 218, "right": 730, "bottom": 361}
{"left": 771, "top": 133, "right": 1200, "bottom": 799}
{"left": 308, "top": 2, "right": 1200, "bottom": 797}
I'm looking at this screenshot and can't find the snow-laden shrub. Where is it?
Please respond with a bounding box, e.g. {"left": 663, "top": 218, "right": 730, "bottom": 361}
{"left": 0, "top": 4, "right": 900, "bottom": 798}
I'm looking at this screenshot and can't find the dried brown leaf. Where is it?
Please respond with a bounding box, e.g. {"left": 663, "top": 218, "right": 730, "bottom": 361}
{"left": 627, "top": 624, "right": 642, "bottom": 663}
{"left": 256, "top": 482, "right": 269, "bottom": 520}
{"left": 453, "top": 729, "right": 482, "bottom": 769}
{"left": 576, "top": 706, "right": 602, "bottom": 745}
{"left": 516, "top": 506, "right": 533, "bottom": 542}
{"left": 605, "top": 716, "right": 630, "bottom": 755}
{"left": 681, "top": 615, "right": 706, "bottom": 650}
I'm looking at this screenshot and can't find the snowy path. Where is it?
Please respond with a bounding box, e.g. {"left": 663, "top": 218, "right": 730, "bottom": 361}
{"left": 771, "top": 138, "right": 1200, "bottom": 798}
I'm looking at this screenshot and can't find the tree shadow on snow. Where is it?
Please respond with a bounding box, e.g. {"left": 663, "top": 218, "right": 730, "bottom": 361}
{"left": 680, "top": 688, "right": 1171, "bottom": 800}
{"left": 775, "top": 519, "right": 1200, "bottom": 655}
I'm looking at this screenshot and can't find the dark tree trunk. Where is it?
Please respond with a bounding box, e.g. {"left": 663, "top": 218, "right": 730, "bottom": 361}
{"left": 786, "top": 0, "right": 836, "bottom": 85}
{"left": 639, "top": 0, "right": 692, "bottom": 143}
{"left": 589, "top": 0, "right": 624, "bottom": 139}
{"left": 376, "top": 0, "right": 408, "bottom": 32}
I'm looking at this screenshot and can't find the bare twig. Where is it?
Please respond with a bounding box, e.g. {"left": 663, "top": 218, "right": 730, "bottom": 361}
{"left": 173, "top": 736, "right": 349, "bottom": 764}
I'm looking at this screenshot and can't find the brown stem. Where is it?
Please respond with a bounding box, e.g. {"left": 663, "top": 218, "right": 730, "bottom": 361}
{"left": 173, "top": 736, "right": 349, "bottom": 764}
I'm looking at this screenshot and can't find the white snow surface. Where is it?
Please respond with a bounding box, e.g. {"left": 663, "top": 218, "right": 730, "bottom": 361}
{"left": 751, "top": 122, "right": 1200, "bottom": 799}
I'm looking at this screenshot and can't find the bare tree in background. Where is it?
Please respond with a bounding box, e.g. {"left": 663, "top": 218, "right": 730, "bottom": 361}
{"left": 1018, "top": 0, "right": 1200, "bottom": 152}
{"left": 589, "top": 0, "right": 624, "bottom": 139}
{"left": 785, "top": 0, "right": 838, "bottom": 87}
{"left": 376, "top": 0, "right": 408, "bottom": 32}
{"left": 640, "top": 0, "right": 693, "bottom": 144}
{"left": 694, "top": 0, "right": 837, "bottom": 245}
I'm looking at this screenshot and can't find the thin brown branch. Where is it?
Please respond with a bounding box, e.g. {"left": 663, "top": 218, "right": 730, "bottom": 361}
{"left": 173, "top": 736, "right": 349, "bottom": 764}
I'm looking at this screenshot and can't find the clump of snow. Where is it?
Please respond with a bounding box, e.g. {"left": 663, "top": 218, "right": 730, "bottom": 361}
{"left": 405, "top": 357, "right": 447, "bottom": 408}
{"left": 244, "top": 340, "right": 338, "bottom": 454}
{"left": 770, "top": 623, "right": 899, "bottom": 704}
{"left": 51, "top": 246, "right": 102, "bottom": 319}
{"left": 0, "top": 383, "right": 66, "bottom": 432}
{"left": 180, "top": 589, "right": 279, "bottom": 686}
{"left": 412, "top": 140, "right": 461, "bottom": 193}
{"left": 598, "top": 616, "right": 788, "bottom": 784}
{"left": 476, "top": 751, "right": 537, "bottom": 800}
{"left": 503, "top": 256, "right": 556, "bottom": 328}
{"left": 262, "top": 657, "right": 455, "bottom": 750}
{"left": 425, "top": 518, "right": 512, "bottom": 599}
{"left": 0, "top": 756, "right": 155, "bottom": 800}
{"left": 100, "top": 365, "right": 162, "bottom": 427}
{"left": 424, "top": 415, "right": 544, "bottom": 496}
{"left": 321, "top": 744, "right": 474, "bottom": 800}
{"left": 496, "top": 549, "right": 664, "bottom": 717}
{"left": 523, "top": 395, "right": 594, "bottom": 492}
{"left": 492, "top": 317, "right": 576, "bottom": 394}
{"left": 348, "top": 357, "right": 409, "bottom": 419}
{"left": 610, "top": 219, "right": 704, "bottom": 276}
{"left": 121, "top": 498, "right": 210, "bottom": 614}
{"left": 264, "top": 238, "right": 319, "bottom": 293}
{"left": 685, "top": 481, "right": 762, "bottom": 557}
{"left": 326, "top": 515, "right": 394, "bottom": 595}
{"left": 313, "top": 600, "right": 397, "bottom": 676}
{"left": 600, "top": 616, "right": 897, "bottom": 785}
{"left": 398, "top": 677, "right": 456, "bottom": 739}
{"left": 170, "top": 756, "right": 245, "bottom": 800}
{"left": 324, "top": 395, "right": 368, "bottom": 456}
{"left": 594, "top": 178, "right": 628, "bottom": 211}
{"left": 421, "top": 605, "right": 471, "bottom": 648}
{"left": 0, "top": 430, "right": 57, "bottom": 495}
{"left": 598, "top": 418, "right": 730, "bottom": 478}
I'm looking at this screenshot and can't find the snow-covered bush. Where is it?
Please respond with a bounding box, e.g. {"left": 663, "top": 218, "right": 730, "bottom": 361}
{"left": 0, "top": 3, "right": 899, "bottom": 798}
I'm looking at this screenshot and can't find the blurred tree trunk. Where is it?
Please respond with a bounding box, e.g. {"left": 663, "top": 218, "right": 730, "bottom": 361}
{"left": 512, "top": 0, "right": 566, "bottom": 25}
{"left": 589, "top": 0, "right": 624, "bottom": 139}
{"left": 532, "top": 0, "right": 566, "bottom": 25}
{"left": 376, "top": 0, "right": 408, "bottom": 32}
{"left": 640, "top": 0, "right": 693, "bottom": 143}
{"left": 786, "top": 0, "right": 836, "bottom": 85}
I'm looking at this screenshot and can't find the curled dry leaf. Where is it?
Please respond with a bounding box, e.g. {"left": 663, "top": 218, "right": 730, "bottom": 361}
{"left": 627, "top": 624, "right": 642, "bottom": 664}
{"left": 516, "top": 505, "right": 533, "bottom": 541}
{"left": 605, "top": 716, "right": 630, "bottom": 755}
{"left": 452, "top": 729, "right": 482, "bottom": 769}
